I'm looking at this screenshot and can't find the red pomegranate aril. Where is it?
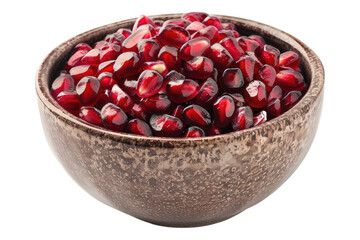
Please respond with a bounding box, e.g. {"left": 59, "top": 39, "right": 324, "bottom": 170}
{"left": 98, "top": 72, "right": 116, "bottom": 90}
{"left": 231, "top": 30, "right": 241, "bottom": 38}
{"left": 191, "top": 25, "right": 219, "bottom": 44}
{"left": 180, "top": 37, "right": 210, "bottom": 61}
{"left": 56, "top": 90, "right": 81, "bottom": 114}
{"left": 104, "top": 32, "right": 125, "bottom": 46}
{"left": 208, "top": 43, "right": 234, "bottom": 71}
{"left": 213, "top": 95, "right": 236, "bottom": 128}
{"left": 74, "top": 43, "right": 92, "bottom": 52}
{"left": 237, "top": 55, "right": 255, "bottom": 83}
{"left": 253, "top": 110, "right": 267, "bottom": 126}
{"left": 95, "top": 89, "right": 111, "bottom": 109}
{"left": 99, "top": 44, "right": 121, "bottom": 63}
{"left": 154, "top": 20, "right": 164, "bottom": 27}
{"left": 97, "top": 60, "right": 115, "bottom": 75}
{"left": 142, "top": 60, "right": 168, "bottom": 77}
{"left": 260, "top": 45, "right": 280, "bottom": 68}
{"left": 249, "top": 35, "right": 266, "bottom": 49}
{"left": 237, "top": 36, "right": 261, "bottom": 53}
{"left": 122, "top": 25, "right": 154, "bottom": 52}
{"left": 182, "top": 104, "right": 212, "bottom": 127}
{"left": 158, "top": 46, "right": 180, "bottom": 70}
{"left": 206, "top": 123, "right": 222, "bottom": 136}
{"left": 80, "top": 49, "right": 100, "bottom": 67}
{"left": 222, "top": 23, "right": 236, "bottom": 30}
{"left": 171, "top": 105, "right": 185, "bottom": 121}
{"left": 167, "top": 79, "right": 199, "bottom": 103}
{"left": 163, "top": 19, "right": 191, "bottom": 28}
{"left": 183, "top": 56, "right": 214, "bottom": 80}
{"left": 111, "top": 84, "right": 134, "bottom": 112}
{"left": 51, "top": 74, "right": 75, "bottom": 98}
{"left": 247, "top": 51, "right": 263, "bottom": 73}
{"left": 281, "top": 91, "right": 302, "bottom": 112}
{"left": 113, "top": 52, "right": 140, "bottom": 79}
{"left": 184, "top": 126, "right": 205, "bottom": 137}
{"left": 244, "top": 80, "right": 267, "bottom": 108}
{"left": 79, "top": 107, "right": 103, "bottom": 126}
{"left": 231, "top": 106, "right": 253, "bottom": 131}
{"left": 220, "top": 68, "right": 244, "bottom": 92}
{"left": 70, "top": 65, "right": 96, "bottom": 83}
{"left": 76, "top": 76, "right": 100, "bottom": 106}
{"left": 219, "top": 37, "right": 245, "bottom": 61}
{"left": 194, "top": 77, "right": 219, "bottom": 107}
{"left": 130, "top": 103, "right": 150, "bottom": 121}
{"left": 256, "top": 64, "right": 276, "bottom": 92}
{"left": 185, "top": 21, "right": 207, "bottom": 35}
{"left": 137, "top": 39, "right": 160, "bottom": 62}
{"left": 268, "top": 85, "right": 283, "bottom": 100}
{"left": 93, "top": 40, "right": 109, "bottom": 50}
{"left": 159, "top": 24, "right": 190, "bottom": 48}
{"left": 279, "top": 51, "right": 300, "bottom": 70}
{"left": 227, "top": 93, "right": 246, "bottom": 108}
{"left": 265, "top": 98, "right": 281, "bottom": 119}
{"left": 101, "top": 103, "right": 128, "bottom": 131}
{"left": 160, "top": 70, "right": 185, "bottom": 91}
{"left": 203, "top": 16, "right": 223, "bottom": 30}
{"left": 126, "top": 118, "right": 153, "bottom": 136}
{"left": 217, "top": 30, "right": 235, "bottom": 42}
{"left": 116, "top": 28, "right": 132, "bottom": 39}
{"left": 276, "top": 69, "right": 305, "bottom": 92}
{"left": 132, "top": 15, "right": 155, "bottom": 32}
{"left": 136, "top": 70, "right": 163, "bottom": 98}
{"left": 140, "top": 94, "right": 173, "bottom": 114}
{"left": 150, "top": 114, "right": 184, "bottom": 137}
{"left": 65, "top": 49, "right": 88, "bottom": 70}
{"left": 182, "top": 12, "right": 208, "bottom": 22}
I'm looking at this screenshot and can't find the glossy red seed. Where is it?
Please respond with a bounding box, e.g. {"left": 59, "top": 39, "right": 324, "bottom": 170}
{"left": 171, "top": 105, "right": 185, "bottom": 121}
{"left": 101, "top": 103, "right": 128, "bottom": 131}
{"left": 275, "top": 69, "right": 305, "bottom": 91}
{"left": 222, "top": 23, "right": 236, "bottom": 30}
{"left": 237, "top": 55, "right": 255, "bottom": 83}
{"left": 249, "top": 35, "right": 266, "bottom": 49}
{"left": 185, "top": 21, "right": 207, "bottom": 35}
{"left": 217, "top": 29, "right": 235, "bottom": 41}
{"left": 194, "top": 78, "right": 219, "bottom": 107}
{"left": 265, "top": 98, "right": 281, "bottom": 119}
{"left": 110, "top": 84, "right": 134, "bottom": 112}
{"left": 213, "top": 95, "right": 236, "bottom": 128}
{"left": 206, "top": 123, "right": 222, "bottom": 136}
{"left": 180, "top": 37, "right": 210, "bottom": 61}
{"left": 158, "top": 46, "right": 180, "bottom": 70}
{"left": 244, "top": 80, "right": 267, "bottom": 108}
{"left": 69, "top": 65, "right": 96, "bottom": 83}
{"left": 150, "top": 114, "right": 184, "bottom": 137}
{"left": 76, "top": 76, "right": 100, "bottom": 105}
{"left": 182, "top": 12, "right": 208, "bottom": 22}
{"left": 163, "top": 19, "right": 191, "bottom": 28}
{"left": 260, "top": 45, "right": 280, "bottom": 68}
{"left": 56, "top": 90, "right": 81, "bottom": 114}
{"left": 268, "top": 85, "right": 283, "bottom": 100}
{"left": 130, "top": 103, "right": 150, "bottom": 121}
{"left": 65, "top": 49, "right": 88, "bottom": 70}
{"left": 98, "top": 72, "right": 116, "bottom": 90}
{"left": 95, "top": 89, "right": 111, "bottom": 109}
{"left": 208, "top": 43, "right": 234, "bottom": 71}
{"left": 203, "top": 16, "right": 223, "bottom": 30}
{"left": 119, "top": 78, "right": 140, "bottom": 102}
{"left": 192, "top": 26, "right": 219, "bottom": 43}
{"left": 253, "top": 110, "right": 267, "bottom": 126}
{"left": 132, "top": 15, "right": 155, "bottom": 32}
{"left": 93, "top": 40, "right": 109, "bottom": 50}
{"left": 140, "top": 94, "right": 173, "bottom": 114}
{"left": 99, "top": 44, "right": 121, "bottom": 63}
{"left": 160, "top": 70, "right": 185, "bottom": 91}
{"left": 74, "top": 43, "right": 92, "bottom": 52}
{"left": 126, "top": 118, "right": 153, "bottom": 136}
{"left": 184, "top": 126, "right": 205, "bottom": 137}
{"left": 158, "top": 24, "right": 190, "bottom": 48}
{"left": 183, "top": 56, "right": 214, "bottom": 80}
{"left": 116, "top": 28, "right": 132, "bottom": 39}
{"left": 142, "top": 60, "right": 168, "bottom": 77}
{"left": 136, "top": 70, "right": 163, "bottom": 98}
{"left": 247, "top": 51, "right": 263, "bottom": 73}
{"left": 122, "top": 25, "right": 154, "bottom": 52}
{"left": 51, "top": 74, "right": 75, "bottom": 98}
{"left": 79, "top": 107, "right": 103, "bottom": 126}
{"left": 182, "top": 104, "right": 212, "bottom": 127}
{"left": 279, "top": 51, "right": 300, "bottom": 70}
{"left": 80, "top": 49, "right": 100, "bottom": 67}
{"left": 237, "top": 36, "right": 261, "bottom": 53}
{"left": 137, "top": 39, "right": 160, "bottom": 62}
{"left": 220, "top": 68, "right": 244, "bottom": 92}
{"left": 256, "top": 64, "right": 276, "bottom": 92}
{"left": 167, "top": 79, "right": 199, "bottom": 103}
{"left": 97, "top": 60, "right": 115, "bottom": 75}
{"left": 219, "top": 37, "right": 245, "bottom": 61}
{"left": 104, "top": 33, "right": 125, "bottom": 45}
{"left": 113, "top": 52, "right": 140, "bottom": 79}
{"left": 231, "top": 106, "right": 253, "bottom": 131}
{"left": 231, "top": 30, "right": 241, "bottom": 38}
{"left": 227, "top": 93, "right": 246, "bottom": 108}
{"left": 281, "top": 91, "right": 302, "bottom": 112}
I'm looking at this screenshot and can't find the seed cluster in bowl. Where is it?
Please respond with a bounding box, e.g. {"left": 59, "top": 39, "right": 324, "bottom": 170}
{"left": 51, "top": 12, "right": 308, "bottom": 137}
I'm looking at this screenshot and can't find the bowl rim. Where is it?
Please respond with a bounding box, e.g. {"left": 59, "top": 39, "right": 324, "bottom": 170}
{"left": 36, "top": 13, "right": 324, "bottom": 148}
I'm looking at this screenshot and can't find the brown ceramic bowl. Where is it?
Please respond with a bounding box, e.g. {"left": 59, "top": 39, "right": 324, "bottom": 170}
{"left": 36, "top": 14, "right": 324, "bottom": 227}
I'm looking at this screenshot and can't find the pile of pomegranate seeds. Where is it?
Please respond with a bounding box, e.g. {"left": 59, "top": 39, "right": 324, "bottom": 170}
{"left": 51, "top": 12, "right": 308, "bottom": 137}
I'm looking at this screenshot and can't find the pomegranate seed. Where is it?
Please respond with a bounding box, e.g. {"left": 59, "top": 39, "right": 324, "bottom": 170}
{"left": 253, "top": 110, "right": 267, "bottom": 126}
{"left": 237, "top": 36, "right": 261, "bottom": 53}
{"left": 265, "top": 98, "right": 281, "bottom": 119}
{"left": 183, "top": 104, "right": 212, "bottom": 127}
{"left": 180, "top": 37, "right": 210, "bottom": 61}
{"left": 247, "top": 51, "right": 263, "bottom": 73}
{"left": 95, "top": 89, "right": 111, "bottom": 109}
{"left": 161, "top": 70, "right": 185, "bottom": 91}
{"left": 279, "top": 51, "right": 300, "bottom": 70}
{"left": 97, "top": 60, "right": 115, "bottom": 75}
{"left": 281, "top": 91, "right": 302, "bottom": 112}
{"left": 244, "top": 80, "right": 267, "bottom": 108}
{"left": 213, "top": 95, "right": 236, "bottom": 128}
{"left": 154, "top": 20, "right": 164, "bottom": 27}
{"left": 142, "top": 60, "right": 168, "bottom": 77}
{"left": 130, "top": 103, "right": 150, "bottom": 121}
{"left": 93, "top": 40, "right": 109, "bottom": 50}
{"left": 79, "top": 107, "right": 103, "bottom": 126}
{"left": 158, "top": 24, "right": 190, "bottom": 48}
{"left": 185, "top": 21, "right": 207, "bottom": 35}
{"left": 249, "top": 35, "right": 266, "bottom": 48}
{"left": 191, "top": 25, "right": 219, "bottom": 44}
{"left": 116, "top": 28, "right": 132, "bottom": 39}
{"left": 231, "top": 30, "right": 241, "bottom": 38}
{"left": 99, "top": 44, "right": 121, "bottom": 62}
{"left": 167, "top": 79, "right": 199, "bottom": 103}
{"left": 212, "top": 68, "right": 219, "bottom": 82}
{"left": 101, "top": 103, "right": 128, "bottom": 131}
{"left": 184, "top": 126, "right": 205, "bottom": 137}
{"left": 113, "top": 52, "right": 140, "bottom": 79}
{"left": 65, "top": 49, "right": 88, "bottom": 70}
{"left": 74, "top": 43, "right": 92, "bottom": 52}
{"left": 171, "top": 105, "right": 185, "bottom": 121}
{"left": 203, "top": 16, "right": 223, "bottom": 30}
{"left": 219, "top": 37, "right": 245, "bottom": 61}
{"left": 275, "top": 69, "right": 305, "bottom": 92}
{"left": 132, "top": 15, "right": 154, "bottom": 32}
{"left": 137, "top": 39, "right": 160, "bottom": 62}
{"left": 183, "top": 56, "right": 214, "bottom": 80}
{"left": 206, "top": 123, "right": 222, "bottom": 136}
{"left": 122, "top": 25, "right": 154, "bottom": 52}
{"left": 182, "top": 12, "right": 208, "bottom": 22}
{"left": 256, "top": 64, "right": 276, "bottom": 92}
{"left": 51, "top": 74, "right": 75, "bottom": 98}
{"left": 220, "top": 68, "right": 244, "bottom": 92}
{"left": 237, "top": 55, "right": 255, "bottom": 83}
{"left": 163, "top": 19, "right": 191, "bottom": 28}
{"left": 150, "top": 114, "right": 184, "bottom": 137}
{"left": 217, "top": 30, "right": 235, "bottom": 42}
{"left": 260, "top": 45, "right": 280, "bottom": 68}
{"left": 140, "top": 94, "right": 173, "bottom": 114}
{"left": 126, "top": 118, "right": 153, "bottom": 136}
{"left": 208, "top": 43, "right": 234, "bottom": 71}
{"left": 231, "top": 106, "right": 253, "bottom": 131}
{"left": 119, "top": 78, "right": 139, "bottom": 100}
{"left": 76, "top": 76, "right": 100, "bottom": 105}
{"left": 70, "top": 65, "right": 96, "bottom": 83}
{"left": 98, "top": 72, "right": 116, "bottom": 90}
{"left": 158, "top": 46, "right": 180, "bottom": 70}
{"left": 104, "top": 33, "right": 125, "bottom": 45}
{"left": 110, "top": 84, "right": 134, "bottom": 112}
{"left": 194, "top": 77, "right": 219, "bottom": 107}
{"left": 227, "top": 93, "right": 246, "bottom": 108}
{"left": 268, "top": 85, "right": 283, "bottom": 100}
{"left": 79, "top": 49, "right": 100, "bottom": 67}
{"left": 56, "top": 90, "right": 82, "bottom": 114}
{"left": 136, "top": 70, "right": 163, "bottom": 98}
{"left": 222, "top": 23, "right": 236, "bottom": 30}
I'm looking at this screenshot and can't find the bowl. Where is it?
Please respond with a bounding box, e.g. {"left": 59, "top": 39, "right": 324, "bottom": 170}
{"left": 36, "top": 14, "right": 324, "bottom": 227}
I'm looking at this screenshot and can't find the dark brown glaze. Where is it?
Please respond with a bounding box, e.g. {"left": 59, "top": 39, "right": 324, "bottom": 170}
{"left": 36, "top": 14, "right": 324, "bottom": 227}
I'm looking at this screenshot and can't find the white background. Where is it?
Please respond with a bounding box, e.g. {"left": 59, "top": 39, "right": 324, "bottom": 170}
{"left": 1, "top": 0, "right": 359, "bottom": 239}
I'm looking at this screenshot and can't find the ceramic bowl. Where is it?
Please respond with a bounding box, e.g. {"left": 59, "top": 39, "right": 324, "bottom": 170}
{"left": 36, "top": 14, "right": 324, "bottom": 227}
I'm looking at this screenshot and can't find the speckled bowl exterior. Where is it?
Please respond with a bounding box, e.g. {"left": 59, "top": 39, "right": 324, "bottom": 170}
{"left": 36, "top": 14, "right": 324, "bottom": 227}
